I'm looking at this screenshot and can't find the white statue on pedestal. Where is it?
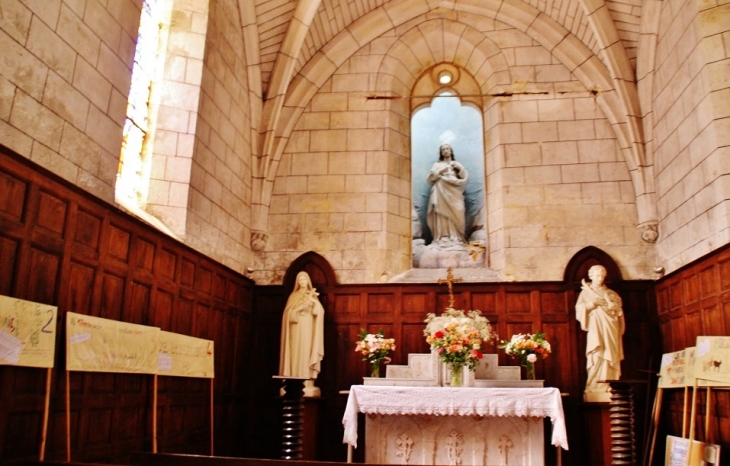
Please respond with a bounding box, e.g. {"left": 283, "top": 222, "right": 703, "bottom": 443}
{"left": 575, "top": 265, "right": 625, "bottom": 402}
{"left": 279, "top": 271, "right": 325, "bottom": 397}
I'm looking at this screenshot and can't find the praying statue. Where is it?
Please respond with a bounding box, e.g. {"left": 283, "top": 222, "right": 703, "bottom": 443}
{"left": 279, "top": 271, "right": 325, "bottom": 396}
{"left": 575, "top": 265, "right": 625, "bottom": 402}
{"left": 427, "top": 143, "right": 468, "bottom": 244}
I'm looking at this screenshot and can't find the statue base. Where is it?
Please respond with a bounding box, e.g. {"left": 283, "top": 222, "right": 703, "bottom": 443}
{"left": 280, "top": 379, "right": 320, "bottom": 398}
{"left": 584, "top": 391, "right": 612, "bottom": 403}
{"left": 413, "top": 238, "right": 487, "bottom": 269}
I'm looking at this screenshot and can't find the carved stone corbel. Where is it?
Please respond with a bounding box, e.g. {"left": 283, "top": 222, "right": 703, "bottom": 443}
{"left": 639, "top": 223, "right": 659, "bottom": 243}
{"left": 251, "top": 230, "right": 269, "bottom": 251}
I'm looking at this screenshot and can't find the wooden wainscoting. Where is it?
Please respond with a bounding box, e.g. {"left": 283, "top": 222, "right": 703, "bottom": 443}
{"left": 655, "top": 244, "right": 730, "bottom": 463}
{"left": 255, "top": 273, "right": 659, "bottom": 465}
{"left": 0, "top": 146, "right": 254, "bottom": 463}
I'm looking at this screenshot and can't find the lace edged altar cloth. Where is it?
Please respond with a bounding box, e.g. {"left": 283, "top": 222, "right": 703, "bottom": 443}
{"left": 342, "top": 385, "right": 568, "bottom": 450}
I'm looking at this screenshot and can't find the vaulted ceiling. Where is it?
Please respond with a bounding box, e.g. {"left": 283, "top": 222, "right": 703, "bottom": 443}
{"left": 236, "top": 0, "right": 658, "bottom": 235}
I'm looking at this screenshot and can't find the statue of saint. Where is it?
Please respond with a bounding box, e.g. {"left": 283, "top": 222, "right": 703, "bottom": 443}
{"left": 575, "top": 265, "right": 625, "bottom": 401}
{"left": 427, "top": 143, "right": 468, "bottom": 243}
{"left": 279, "top": 271, "right": 325, "bottom": 394}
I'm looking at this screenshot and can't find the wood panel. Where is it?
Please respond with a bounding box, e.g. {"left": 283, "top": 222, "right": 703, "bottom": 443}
{"left": 254, "top": 275, "right": 658, "bottom": 465}
{"left": 0, "top": 146, "right": 254, "bottom": 463}
{"left": 655, "top": 243, "right": 730, "bottom": 462}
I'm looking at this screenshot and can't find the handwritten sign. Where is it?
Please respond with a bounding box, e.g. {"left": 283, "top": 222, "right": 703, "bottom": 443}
{"left": 665, "top": 435, "right": 721, "bottom": 466}
{"left": 0, "top": 295, "right": 57, "bottom": 368}
{"left": 659, "top": 348, "right": 693, "bottom": 388}
{"left": 158, "top": 331, "right": 214, "bottom": 378}
{"left": 66, "top": 312, "right": 159, "bottom": 374}
{"left": 694, "top": 336, "right": 730, "bottom": 387}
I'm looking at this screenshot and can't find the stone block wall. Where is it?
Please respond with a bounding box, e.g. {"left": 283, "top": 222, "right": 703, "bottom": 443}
{"left": 184, "top": 0, "right": 254, "bottom": 274}
{"left": 264, "top": 17, "right": 656, "bottom": 283}
{"left": 0, "top": 0, "right": 141, "bottom": 204}
{"left": 486, "top": 92, "right": 652, "bottom": 281}
{"left": 653, "top": 0, "right": 730, "bottom": 274}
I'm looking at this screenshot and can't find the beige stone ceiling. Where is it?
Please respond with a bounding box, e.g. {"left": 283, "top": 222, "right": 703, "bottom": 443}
{"left": 251, "top": 0, "right": 642, "bottom": 98}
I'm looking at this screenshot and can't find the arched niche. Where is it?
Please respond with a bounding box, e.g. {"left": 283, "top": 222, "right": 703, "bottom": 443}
{"left": 411, "top": 63, "right": 483, "bottom": 112}
{"left": 283, "top": 251, "right": 337, "bottom": 293}
{"left": 564, "top": 246, "right": 622, "bottom": 286}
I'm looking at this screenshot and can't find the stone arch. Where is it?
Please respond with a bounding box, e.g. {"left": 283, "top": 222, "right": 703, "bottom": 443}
{"left": 564, "top": 246, "right": 623, "bottom": 285}
{"left": 255, "top": 0, "right": 653, "bottom": 244}
{"left": 374, "top": 19, "right": 511, "bottom": 98}
{"left": 283, "top": 251, "right": 337, "bottom": 292}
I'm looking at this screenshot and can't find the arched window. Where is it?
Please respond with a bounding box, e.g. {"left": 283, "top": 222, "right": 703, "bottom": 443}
{"left": 411, "top": 64, "right": 487, "bottom": 269}
{"left": 117, "top": 0, "right": 169, "bottom": 205}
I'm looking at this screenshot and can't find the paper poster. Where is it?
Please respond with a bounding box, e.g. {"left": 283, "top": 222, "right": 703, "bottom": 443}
{"left": 694, "top": 336, "right": 730, "bottom": 387}
{"left": 0, "top": 295, "right": 57, "bottom": 368}
{"left": 66, "top": 312, "right": 159, "bottom": 374}
{"left": 158, "top": 331, "right": 214, "bottom": 378}
{"left": 666, "top": 436, "right": 721, "bottom": 466}
{"left": 659, "top": 348, "right": 692, "bottom": 388}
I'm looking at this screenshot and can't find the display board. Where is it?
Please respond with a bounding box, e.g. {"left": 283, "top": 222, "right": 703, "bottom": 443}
{"left": 158, "top": 331, "right": 214, "bottom": 378}
{"left": 659, "top": 347, "right": 696, "bottom": 388}
{"left": 0, "top": 295, "right": 57, "bottom": 368}
{"left": 694, "top": 336, "right": 730, "bottom": 387}
{"left": 666, "top": 435, "right": 721, "bottom": 466}
{"left": 66, "top": 312, "right": 159, "bottom": 374}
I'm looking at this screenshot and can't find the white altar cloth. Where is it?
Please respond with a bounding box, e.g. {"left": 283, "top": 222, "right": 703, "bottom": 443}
{"left": 342, "top": 385, "right": 568, "bottom": 450}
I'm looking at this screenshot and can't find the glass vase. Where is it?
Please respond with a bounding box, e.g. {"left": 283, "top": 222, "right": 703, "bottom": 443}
{"left": 449, "top": 364, "right": 464, "bottom": 387}
{"left": 371, "top": 361, "right": 381, "bottom": 378}
{"left": 523, "top": 361, "right": 535, "bottom": 380}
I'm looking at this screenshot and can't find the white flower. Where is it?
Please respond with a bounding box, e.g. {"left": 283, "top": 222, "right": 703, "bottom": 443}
{"left": 527, "top": 354, "right": 537, "bottom": 363}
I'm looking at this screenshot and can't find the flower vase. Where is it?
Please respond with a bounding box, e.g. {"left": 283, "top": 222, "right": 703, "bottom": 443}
{"left": 371, "top": 361, "right": 381, "bottom": 378}
{"left": 524, "top": 362, "right": 535, "bottom": 380}
{"left": 449, "top": 364, "right": 464, "bottom": 387}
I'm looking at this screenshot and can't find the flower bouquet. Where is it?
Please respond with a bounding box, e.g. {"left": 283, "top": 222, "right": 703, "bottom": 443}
{"left": 424, "top": 308, "right": 497, "bottom": 386}
{"left": 355, "top": 329, "right": 396, "bottom": 377}
{"left": 498, "top": 332, "right": 551, "bottom": 379}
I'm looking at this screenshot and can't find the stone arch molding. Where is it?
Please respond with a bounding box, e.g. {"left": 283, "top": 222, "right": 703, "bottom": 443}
{"left": 251, "top": 0, "right": 656, "bottom": 248}
{"left": 373, "top": 19, "right": 511, "bottom": 98}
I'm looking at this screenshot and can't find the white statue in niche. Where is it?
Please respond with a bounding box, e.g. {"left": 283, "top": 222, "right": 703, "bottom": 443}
{"left": 427, "top": 143, "right": 468, "bottom": 244}
{"left": 279, "top": 271, "right": 325, "bottom": 397}
{"left": 575, "top": 265, "right": 625, "bottom": 402}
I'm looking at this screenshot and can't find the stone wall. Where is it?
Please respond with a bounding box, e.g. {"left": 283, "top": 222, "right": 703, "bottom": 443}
{"left": 0, "top": 0, "right": 256, "bottom": 278}
{"left": 653, "top": 0, "right": 730, "bottom": 273}
{"left": 263, "top": 15, "right": 656, "bottom": 283}
{"left": 184, "top": 0, "right": 255, "bottom": 274}
{"left": 0, "top": 0, "right": 141, "bottom": 203}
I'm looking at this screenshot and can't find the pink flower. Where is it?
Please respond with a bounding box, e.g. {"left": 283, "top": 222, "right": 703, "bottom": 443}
{"left": 527, "top": 353, "right": 537, "bottom": 363}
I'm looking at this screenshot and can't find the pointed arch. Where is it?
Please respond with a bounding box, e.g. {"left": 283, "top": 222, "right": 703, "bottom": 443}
{"left": 283, "top": 251, "right": 338, "bottom": 292}
{"left": 252, "top": 0, "right": 656, "bottom": 247}
{"left": 564, "top": 246, "right": 623, "bottom": 285}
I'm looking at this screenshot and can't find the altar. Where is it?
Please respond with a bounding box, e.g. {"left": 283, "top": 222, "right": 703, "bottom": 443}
{"left": 342, "top": 385, "right": 568, "bottom": 465}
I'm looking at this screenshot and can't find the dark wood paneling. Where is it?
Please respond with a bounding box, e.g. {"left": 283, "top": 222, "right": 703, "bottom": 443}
{"left": 0, "top": 146, "right": 254, "bottom": 463}
{"left": 255, "top": 275, "right": 659, "bottom": 465}
{"left": 655, "top": 242, "right": 730, "bottom": 462}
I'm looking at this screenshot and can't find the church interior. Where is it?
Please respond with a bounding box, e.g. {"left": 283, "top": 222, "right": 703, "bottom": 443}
{"left": 0, "top": 0, "right": 729, "bottom": 464}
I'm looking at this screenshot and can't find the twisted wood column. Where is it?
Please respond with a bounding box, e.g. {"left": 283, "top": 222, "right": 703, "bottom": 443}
{"left": 274, "top": 376, "right": 308, "bottom": 460}
{"left": 605, "top": 380, "right": 642, "bottom": 465}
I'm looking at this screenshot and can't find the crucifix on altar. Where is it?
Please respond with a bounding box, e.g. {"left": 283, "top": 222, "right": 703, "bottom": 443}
{"left": 437, "top": 267, "right": 463, "bottom": 309}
